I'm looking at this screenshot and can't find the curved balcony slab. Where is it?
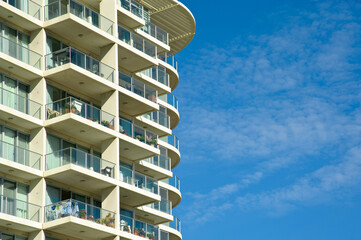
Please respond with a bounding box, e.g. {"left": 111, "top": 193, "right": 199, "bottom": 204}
{"left": 159, "top": 180, "right": 181, "bottom": 208}
{"left": 0, "top": 1, "right": 42, "bottom": 31}
{"left": 135, "top": 204, "right": 173, "bottom": 225}
{"left": 158, "top": 139, "right": 180, "bottom": 169}
{"left": 147, "top": 0, "right": 196, "bottom": 54}
{"left": 159, "top": 224, "right": 182, "bottom": 240}
{"left": 136, "top": 159, "right": 173, "bottom": 180}
{"left": 45, "top": 113, "right": 117, "bottom": 146}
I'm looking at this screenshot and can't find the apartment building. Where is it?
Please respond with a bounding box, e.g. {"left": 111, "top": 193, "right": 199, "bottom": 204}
{"left": 0, "top": 0, "right": 195, "bottom": 239}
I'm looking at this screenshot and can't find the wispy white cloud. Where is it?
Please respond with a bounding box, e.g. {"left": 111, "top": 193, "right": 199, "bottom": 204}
{"left": 178, "top": 0, "right": 361, "bottom": 224}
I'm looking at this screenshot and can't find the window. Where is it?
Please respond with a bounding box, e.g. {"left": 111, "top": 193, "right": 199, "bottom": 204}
{"left": 0, "top": 125, "right": 30, "bottom": 165}
{"left": 0, "top": 178, "right": 29, "bottom": 218}
{"left": 0, "top": 73, "right": 30, "bottom": 114}
{"left": 0, "top": 22, "right": 30, "bottom": 62}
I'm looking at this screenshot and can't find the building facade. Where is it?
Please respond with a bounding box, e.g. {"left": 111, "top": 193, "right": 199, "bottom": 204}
{"left": 0, "top": 0, "right": 195, "bottom": 239}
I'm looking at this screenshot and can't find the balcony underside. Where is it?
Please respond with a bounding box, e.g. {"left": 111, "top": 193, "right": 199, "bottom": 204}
{"left": 0, "top": 158, "right": 42, "bottom": 181}
{"left": 0, "top": 52, "right": 42, "bottom": 81}
{"left": 135, "top": 206, "right": 173, "bottom": 225}
{"left": 45, "top": 114, "right": 116, "bottom": 146}
{"left": 148, "top": 0, "right": 196, "bottom": 54}
{"left": 119, "top": 136, "right": 160, "bottom": 161}
{"left": 159, "top": 182, "right": 181, "bottom": 208}
{"left": 0, "top": 2, "right": 42, "bottom": 31}
{"left": 117, "top": 7, "right": 145, "bottom": 29}
{"left": 117, "top": 43, "right": 157, "bottom": 73}
{"left": 0, "top": 213, "right": 41, "bottom": 232}
{"left": 44, "top": 63, "right": 116, "bottom": 101}
{"left": 135, "top": 117, "right": 171, "bottom": 138}
{"left": 136, "top": 160, "right": 172, "bottom": 180}
{"left": 0, "top": 105, "right": 42, "bottom": 130}
{"left": 159, "top": 225, "right": 182, "bottom": 240}
{"left": 118, "top": 89, "right": 159, "bottom": 117}
{"left": 45, "top": 165, "right": 117, "bottom": 195}
{"left": 167, "top": 107, "right": 180, "bottom": 130}
{"left": 44, "top": 217, "right": 118, "bottom": 240}
{"left": 44, "top": 14, "right": 114, "bottom": 54}
{"left": 158, "top": 140, "right": 180, "bottom": 169}
{"left": 119, "top": 182, "right": 160, "bottom": 207}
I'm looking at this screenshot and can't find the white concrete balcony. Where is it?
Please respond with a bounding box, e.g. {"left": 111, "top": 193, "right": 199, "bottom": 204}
{"left": 119, "top": 117, "right": 160, "bottom": 161}
{"left": 138, "top": 65, "right": 171, "bottom": 95}
{"left": 136, "top": 22, "right": 170, "bottom": 53}
{"left": 137, "top": 155, "right": 172, "bottom": 180}
{"left": 117, "top": 0, "right": 146, "bottom": 29}
{"left": 118, "top": 26, "right": 158, "bottom": 72}
{"left": 0, "top": 0, "right": 42, "bottom": 31}
{"left": 0, "top": 87, "right": 42, "bottom": 129}
{"left": 45, "top": 47, "right": 116, "bottom": 101}
{"left": 120, "top": 214, "right": 159, "bottom": 240}
{"left": 136, "top": 199, "right": 173, "bottom": 224}
{"left": 160, "top": 217, "right": 182, "bottom": 240}
{"left": 159, "top": 176, "right": 181, "bottom": 208}
{"left": 44, "top": 0, "right": 115, "bottom": 53}
{"left": 119, "top": 166, "right": 160, "bottom": 207}
{"left": 0, "top": 140, "right": 42, "bottom": 180}
{"left": 44, "top": 199, "right": 118, "bottom": 240}
{"left": 0, "top": 35, "right": 42, "bottom": 81}
{"left": 0, "top": 195, "right": 42, "bottom": 232}
{"left": 45, "top": 97, "right": 117, "bottom": 146}
{"left": 158, "top": 53, "right": 179, "bottom": 90}
{"left": 159, "top": 134, "right": 180, "bottom": 168}
{"left": 158, "top": 94, "right": 180, "bottom": 130}
{"left": 45, "top": 147, "right": 117, "bottom": 195}
{"left": 118, "top": 71, "right": 159, "bottom": 117}
{"left": 137, "top": 110, "right": 171, "bottom": 137}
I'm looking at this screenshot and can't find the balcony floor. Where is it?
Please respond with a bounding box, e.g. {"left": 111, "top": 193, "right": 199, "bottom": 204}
{"left": 119, "top": 181, "right": 160, "bottom": 207}
{"left": 43, "top": 216, "right": 118, "bottom": 240}
{"left": 119, "top": 135, "right": 160, "bottom": 161}
{"left": 45, "top": 114, "right": 117, "bottom": 146}
{"left": 135, "top": 206, "right": 173, "bottom": 225}
{"left": 45, "top": 165, "right": 117, "bottom": 195}
{"left": 44, "top": 14, "right": 115, "bottom": 54}
{"left": 45, "top": 63, "right": 116, "bottom": 101}
{"left": 0, "top": 213, "right": 42, "bottom": 232}
{"left": 0, "top": 158, "right": 42, "bottom": 181}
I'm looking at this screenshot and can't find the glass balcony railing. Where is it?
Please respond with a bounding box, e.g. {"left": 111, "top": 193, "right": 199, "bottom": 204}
{"left": 161, "top": 175, "right": 180, "bottom": 191}
{"left": 3, "top": 0, "right": 41, "bottom": 20}
{"left": 159, "top": 93, "right": 178, "bottom": 110}
{"left": 0, "top": 140, "right": 41, "bottom": 170}
{"left": 0, "top": 195, "right": 41, "bottom": 222}
{"left": 46, "top": 147, "right": 115, "bottom": 178}
{"left": 169, "top": 216, "right": 181, "bottom": 232}
{"left": 46, "top": 97, "right": 115, "bottom": 130}
{"left": 118, "top": 0, "right": 149, "bottom": 20}
{"left": 45, "top": 199, "right": 116, "bottom": 228}
{"left": 141, "top": 65, "right": 169, "bottom": 87}
{"left": 143, "top": 155, "right": 171, "bottom": 171}
{"left": 118, "top": 26, "right": 157, "bottom": 58}
{"left": 143, "top": 111, "right": 170, "bottom": 128}
{"left": 158, "top": 53, "right": 177, "bottom": 70}
{"left": 147, "top": 199, "right": 172, "bottom": 214}
{"left": 0, "top": 87, "right": 41, "bottom": 119}
{"left": 140, "top": 22, "right": 168, "bottom": 45}
{"left": 119, "top": 71, "right": 157, "bottom": 102}
{"left": 120, "top": 214, "right": 159, "bottom": 240}
{"left": 119, "top": 117, "right": 158, "bottom": 148}
{"left": 45, "top": 47, "right": 114, "bottom": 82}
{"left": 119, "top": 165, "right": 159, "bottom": 194}
{"left": 159, "top": 134, "right": 179, "bottom": 150}
{"left": 45, "top": 0, "right": 113, "bottom": 35}
{"left": 0, "top": 35, "right": 41, "bottom": 69}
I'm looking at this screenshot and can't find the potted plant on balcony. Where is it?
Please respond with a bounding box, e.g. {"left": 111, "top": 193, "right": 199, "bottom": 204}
{"left": 102, "top": 213, "right": 115, "bottom": 228}
{"left": 150, "top": 139, "right": 157, "bottom": 147}
{"left": 147, "top": 233, "right": 156, "bottom": 240}
{"left": 138, "top": 229, "right": 146, "bottom": 238}
{"left": 101, "top": 120, "right": 109, "bottom": 127}
{"left": 79, "top": 209, "right": 86, "bottom": 219}
{"left": 93, "top": 118, "right": 99, "bottom": 124}
{"left": 64, "top": 103, "right": 70, "bottom": 113}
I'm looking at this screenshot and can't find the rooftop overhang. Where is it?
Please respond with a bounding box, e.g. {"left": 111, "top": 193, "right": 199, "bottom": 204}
{"left": 139, "top": 0, "right": 196, "bottom": 54}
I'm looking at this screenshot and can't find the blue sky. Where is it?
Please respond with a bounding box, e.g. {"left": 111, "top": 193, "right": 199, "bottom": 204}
{"left": 171, "top": 0, "right": 361, "bottom": 239}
